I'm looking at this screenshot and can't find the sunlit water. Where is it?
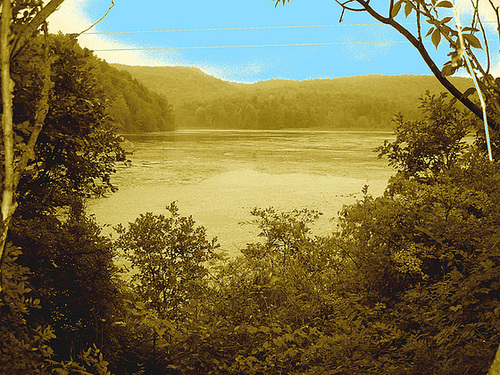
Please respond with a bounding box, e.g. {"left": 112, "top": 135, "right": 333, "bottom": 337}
{"left": 87, "top": 129, "right": 395, "bottom": 255}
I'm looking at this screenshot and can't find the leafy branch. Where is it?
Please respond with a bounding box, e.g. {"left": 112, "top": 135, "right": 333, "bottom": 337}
{"left": 275, "top": 0, "right": 500, "bottom": 157}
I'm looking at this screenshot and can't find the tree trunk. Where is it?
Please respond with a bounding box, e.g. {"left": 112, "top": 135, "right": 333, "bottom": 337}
{"left": 0, "top": 0, "right": 65, "bottom": 268}
{"left": 0, "top": 0, "right": 16, "bottom": 267}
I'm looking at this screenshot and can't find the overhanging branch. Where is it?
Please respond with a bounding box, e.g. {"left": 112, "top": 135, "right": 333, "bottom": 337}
{"left": 355, "top": 0, "right": 485, "bottom": 124}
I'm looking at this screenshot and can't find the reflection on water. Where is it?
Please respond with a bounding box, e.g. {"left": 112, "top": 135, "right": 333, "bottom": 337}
{"left": 88, "top": 129, "right": 395, "bottom": 255}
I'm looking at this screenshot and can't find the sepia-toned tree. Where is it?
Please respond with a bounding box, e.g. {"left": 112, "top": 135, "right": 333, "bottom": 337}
{"left": 1, "top": 0, "right": 66, "bottom": 269}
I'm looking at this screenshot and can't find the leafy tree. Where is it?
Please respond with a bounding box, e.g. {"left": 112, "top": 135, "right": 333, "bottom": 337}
{"left": 1, "top": 0, "right": 66, "bottom": 258}
{"left": 1, "top": 4, "right": 132, "bottom": 372}
{"left": 2, "top": 31, "right": 127, "bottom": 360}
{"left": 377, "top": 91, "right": 475, "bottom": 181}
{"left": 0, "top": 243, "right": 56, "bottom": 374}
{"left": 12, "top": 34, "right": 125, "bottom": 216}
{"left": 115, "top": 203, "right": 219, "bottom": 318}
{"left": 11, "top": 213, "right": 122, "bottom": 361}
{"left": 336, "top": 96, "right": 500, "bottom": 373}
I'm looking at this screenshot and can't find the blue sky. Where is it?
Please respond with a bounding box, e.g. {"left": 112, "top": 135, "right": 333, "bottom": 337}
{"left": 48, "top": 0, "right": 499, "bottom": 83}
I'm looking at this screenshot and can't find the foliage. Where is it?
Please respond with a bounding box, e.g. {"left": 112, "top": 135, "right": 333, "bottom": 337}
{"left": 115, "top": 94, "right": 500, "bottom": 374}
{"left": 376, "top": 91, "right": 475, "bottom": 180}
{"left": 115, "top": 64, "right": 473, "bottom": 130}
{"left": 4, "top": 2, "right": 500, "bottom": 372}
{"left": 115, "top": 202, "right": 219, "bottom": 318}
{"left": 0, "top": 243, "right": 114, "bottom": 375}
{"left": 1, "top": 5, "right": 171, "bottom": 374}
{"left": 244, "top": 207, "right": 322, "bottom": 260}
{"left": 3, "top": 32, "right": 126, "bottom": 364}
{"left": 1, "top": 28, "right": 128, "bottom": 373}
{"left": 0, "top": 243, "right": 56, "bottom": 374}
{"left": 98, "top": 61, "right": 175, "bottom": 133}
{"left": 9, "top": 33, "right": 125, "bottom": 215}
{"left": 10, "top": 212, "right": 122, "bottom": 361}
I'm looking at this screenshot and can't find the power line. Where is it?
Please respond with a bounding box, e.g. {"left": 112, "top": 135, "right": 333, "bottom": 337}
{"left": 93, "top": 40, "right": 412, "bottom": 51}
{"left": 82, "top": 23, "right": 416, "bottom": 35}
{"left": 81, "top": 21, "right": 498, "bottom": 35}
{"left": 94, "top": 37, "right": 500, "bottom": 52}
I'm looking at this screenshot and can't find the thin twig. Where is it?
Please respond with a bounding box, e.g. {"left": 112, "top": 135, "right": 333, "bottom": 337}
{"left": 416, "top": 1, "right": 422, "bottom": 42}
{"left": 487, "top": 0, "right": 500, "bottom": 50}
{"left": 453, "top": 2, "right": 492, "bottom": 161}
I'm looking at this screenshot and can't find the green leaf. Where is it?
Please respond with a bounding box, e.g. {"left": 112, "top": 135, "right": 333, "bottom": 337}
{"left": 441, "top": 64, "right": 456, "bottom": 76}
{"left": 463, "top": 33, "right": 482, "bottom": 49}
{"left": 247, "top": 325, "right": 258, "bottom": 334}
{"left": 425, "top": 27, "right": 435, "bottom": 38}
{"left": 404, "top": 1, "right": 413, "bottom": 17}
{"left": 440, "top": 16, "right": 453, "bottom": 24}
{"left": 260, "top": 326, "right": 271, "bottom": 334}
{"left": 391, "top": 0, "right": 403, "bottom": 18}
{"left": 436, "top": 1, "right": 454, "bottom": 7}
{"left": 431, "top": 28, "right": 442, "bottom": 49}
{"left": 462, "top": 26, "right": 479, "bottom": 33}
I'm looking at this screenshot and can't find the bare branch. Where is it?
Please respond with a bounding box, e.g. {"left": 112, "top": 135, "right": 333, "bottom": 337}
{"left": 334, "top": 0, "right": 367, "bottom": 22}
{"left": 74, "top": 0, "right": 115, "bottom": 38}
{"left": 487, "top": 0, "right": 500, "bottom": 49}
{"left": 453, "top": 4, "right": 492, "bottom": 161}
{"left": 470, "top": 0, "right": 490, "bottom": 74}
{"left": 334, "top": 0, "right": 366, "bottom": 13}
{"left": 416, "top": 1, "right": 422, "bottom": 42}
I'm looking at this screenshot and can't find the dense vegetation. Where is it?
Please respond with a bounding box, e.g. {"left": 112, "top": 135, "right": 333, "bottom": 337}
{"left": 18, "top": 41, "right": 176, "bottom": 135}
{"left": 2, "top": 30, "right": 500, "bottom": 374}
{"left": 114, "top": 64, "right": 472, "bottom": 130}
{"left": 99, "top": 63, "right": 174, "bottom": 133}
{"left": 101, "top": 92, "right": 500, "bottom": 375}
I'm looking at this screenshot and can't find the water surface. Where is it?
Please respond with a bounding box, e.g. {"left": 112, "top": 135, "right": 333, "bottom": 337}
{"left": 88, "top": 129, "right": 395, "bottom": 255}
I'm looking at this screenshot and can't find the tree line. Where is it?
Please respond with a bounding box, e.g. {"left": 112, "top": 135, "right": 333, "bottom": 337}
{"left": 116, "top": 64, "right": 474, "bottom": 130}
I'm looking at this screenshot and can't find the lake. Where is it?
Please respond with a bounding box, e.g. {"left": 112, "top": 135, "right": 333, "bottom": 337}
{"left": 87, "top": 129, "right": 395, "bottom": 255}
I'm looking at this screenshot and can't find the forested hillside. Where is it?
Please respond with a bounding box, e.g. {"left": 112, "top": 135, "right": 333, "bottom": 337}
{"left": 113, "top": 64, "right": 472, "bottom": 129}
{"left": 97, "top": 62, "right": 175, "bottom": 133}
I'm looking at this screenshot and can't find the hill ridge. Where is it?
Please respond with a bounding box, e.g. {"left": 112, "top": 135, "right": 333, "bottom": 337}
{"left": 111, "top": 64, "right": 472, "bottom": 130}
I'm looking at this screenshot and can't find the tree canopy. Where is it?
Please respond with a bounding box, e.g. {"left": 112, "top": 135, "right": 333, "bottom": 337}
{"left": 115, "top": 64, "right": 474, "bottom": 130}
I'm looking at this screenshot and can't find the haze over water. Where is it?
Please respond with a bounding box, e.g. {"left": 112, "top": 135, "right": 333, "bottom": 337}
{"left": 87, "top": 129, "right": 395, "bottom": 255}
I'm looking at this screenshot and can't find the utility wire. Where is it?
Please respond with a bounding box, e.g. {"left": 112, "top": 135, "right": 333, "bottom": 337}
{"left": 90, "top": 38, "right": 500, "bottom": 51}
{"left": 80, "top": 21, "right": 498, "bottom": 35}
{"left": 82, "top": 22, "right": 416, "bottom": 35}
{"left": 93, "top": 41, "right": 409, "bottom": 51}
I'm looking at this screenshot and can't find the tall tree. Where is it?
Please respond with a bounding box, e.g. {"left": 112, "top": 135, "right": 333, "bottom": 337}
{"left": 1, "top": 0, "right": 66, "bottom": 269}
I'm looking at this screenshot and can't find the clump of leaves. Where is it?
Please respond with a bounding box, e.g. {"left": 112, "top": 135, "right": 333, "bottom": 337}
{"left": 376, "top": 92, "right": 474, "bottom": 181}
